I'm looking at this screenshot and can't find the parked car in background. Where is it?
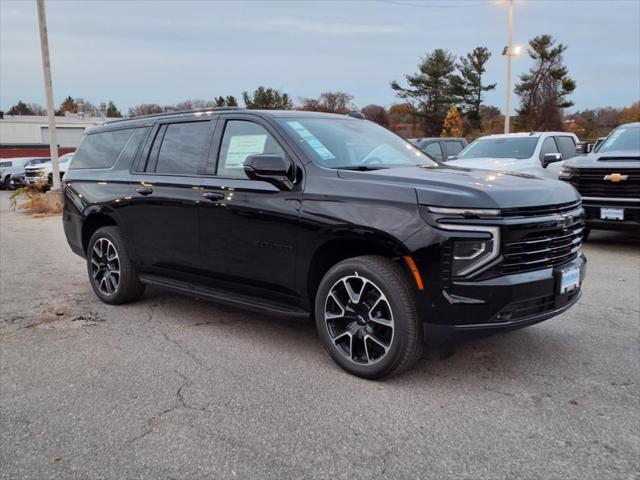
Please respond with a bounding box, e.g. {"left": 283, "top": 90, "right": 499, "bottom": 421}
{"left": 592, "top": 136, "right": 606, "bottom": 152}
{"left": 25, "top": 153, "right": 74, "bottom": 188}
{"left": 0, "top": 157, "right": 50, "bottom": 190}
{"left": 559, "top": 122, "right": 639, "bottom": 238}
{"left": 63, "top": 109, "right": 586, "bottom": 379}
{"left": 409, "top": 137, "right": 468, "bottom": 162}
{"left": 448, "top": 132, "right": 580, "bottom": 178}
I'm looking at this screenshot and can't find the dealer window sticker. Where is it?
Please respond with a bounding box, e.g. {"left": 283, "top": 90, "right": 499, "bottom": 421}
{"left": 287, "top": 121, "right": 336, "bottom": 161}
{"left": 224, "top": 134, "right": 267, "bottom": 168}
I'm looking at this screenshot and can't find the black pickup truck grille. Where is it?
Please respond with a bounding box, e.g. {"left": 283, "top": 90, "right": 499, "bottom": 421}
{"left": 567, "top": 168, "right": 640, "bottom": 198}
{"left": 498, "top": 219, "right": 584, "bottom": 275}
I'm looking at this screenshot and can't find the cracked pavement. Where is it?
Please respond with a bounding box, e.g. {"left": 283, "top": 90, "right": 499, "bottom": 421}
{"left": 1, "top": 191, "right": 639, "bottom": 480}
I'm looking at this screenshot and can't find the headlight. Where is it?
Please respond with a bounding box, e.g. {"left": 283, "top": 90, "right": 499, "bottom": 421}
{"left": 559, "top": 167, "right": 574, "bottom": 180}
{"left": 439, "top": 224, "right": 501, "bottom": 277}
{"left": 428, "top": 206, "right": 500, "bottom": 218}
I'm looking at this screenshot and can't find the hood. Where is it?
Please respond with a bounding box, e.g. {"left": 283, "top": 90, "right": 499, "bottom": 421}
{"left": 337, "top": 165, "right": 579, "bottom": 209}
{"left": 565, "top": 150, "right": 640, "bottom": 169}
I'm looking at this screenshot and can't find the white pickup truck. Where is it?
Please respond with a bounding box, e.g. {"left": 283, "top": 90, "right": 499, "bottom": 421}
{"left": 24, "top": 153, "right": 74, "bottom": 187}
{"left": 447, "top": 132, "right": 580, "bottom": 179}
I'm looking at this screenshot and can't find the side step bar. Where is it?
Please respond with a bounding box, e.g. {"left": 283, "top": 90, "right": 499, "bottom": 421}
{"left": 139, "top": 274, "right": 310, "bottom": 319}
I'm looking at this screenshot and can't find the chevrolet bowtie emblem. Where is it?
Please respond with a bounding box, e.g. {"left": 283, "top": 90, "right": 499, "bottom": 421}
{"left": 604, "top": 173, "right": 628, "bottom": 182}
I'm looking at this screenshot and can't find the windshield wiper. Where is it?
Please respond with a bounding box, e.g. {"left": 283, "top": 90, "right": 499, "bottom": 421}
{"left": 334, "top": 165, "right": 388, "bottom": 171}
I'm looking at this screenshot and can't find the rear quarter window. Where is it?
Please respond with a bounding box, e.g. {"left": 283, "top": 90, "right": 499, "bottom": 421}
{"left": 71, "top": 127, "right": 147, "bottom": 169}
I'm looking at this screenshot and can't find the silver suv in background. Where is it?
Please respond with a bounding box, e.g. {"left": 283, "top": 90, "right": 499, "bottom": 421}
{"left": 447, "top": 132, "right": 580, "bottom": 179}
{"left": 25, "top": 153, "right": 74, "bottom": 187}
{"left": 409, "top": 137, "right": 468, "bottom": 162}
{"left": 0, "top": 157, "right": 50, "bottom": 190}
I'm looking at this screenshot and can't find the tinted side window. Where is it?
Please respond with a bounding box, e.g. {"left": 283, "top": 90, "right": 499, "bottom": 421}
{"left": 422, "top": 142, "right": 443, "bottom": 161}
{"left": 71, "top": 129, "right": 135, "bottom": 169}
{"left": 443, "top": 141, "right": 464, "bottom": 157}
{"left": 556, "top": 136, "right": 576, "bottom": 160}
{"left": 154, "top": 121, "right": 212, "bottom": 175}
{"left": 217, "top": 120, "right": 285, "bottom": 179}
{"left": 539, "top": 137, "right": 559, "bottom": 160}
{"left": 117, "top": 127, "right": 150, "bottom": 168}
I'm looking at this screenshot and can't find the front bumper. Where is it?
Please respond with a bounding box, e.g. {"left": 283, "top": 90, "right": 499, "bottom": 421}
{"left": 581, "top": 197, "right": 640, "bottom": 231}
{"left": 422, "top": 254, "right": 586, "bottom": 340}
{"left": 25, "top": 175, "right": 48, "bottom": 185}
{"left": 9, "top": 175, "right": 26, "bottom": 187}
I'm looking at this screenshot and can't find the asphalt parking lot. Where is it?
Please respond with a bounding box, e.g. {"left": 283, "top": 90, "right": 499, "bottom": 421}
{"left": 0, "top": 190, "right": 638, "bottom": 480}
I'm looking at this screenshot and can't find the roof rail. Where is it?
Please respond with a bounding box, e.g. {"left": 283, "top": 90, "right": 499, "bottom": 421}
{"left": 106, "top": 106, "right": 244, "bottom": 124}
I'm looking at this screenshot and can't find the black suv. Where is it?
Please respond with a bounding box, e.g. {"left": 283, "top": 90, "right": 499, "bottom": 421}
{"left": 63, "top": 108, "right": 586, "bottom": 379}
{"left": 560, "top": 122, "right": 640, "bottom": 237}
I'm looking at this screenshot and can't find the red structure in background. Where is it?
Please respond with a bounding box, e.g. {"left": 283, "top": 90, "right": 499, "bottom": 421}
{"left": 0, "top": 144, "right": 75, "bottom": 158}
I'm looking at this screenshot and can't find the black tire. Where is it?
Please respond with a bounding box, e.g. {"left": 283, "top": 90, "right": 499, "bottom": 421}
{"left": 582, "top": 228, "right": 591, "bottom": 242}
{"left": 86, "top": 226, "right": 145, "bottom": 305}
{"left": 314, "top": 255, "right": 423, "bottom": 379}
{"left": 2, "top": 175, "right": 10, "bottom": 190}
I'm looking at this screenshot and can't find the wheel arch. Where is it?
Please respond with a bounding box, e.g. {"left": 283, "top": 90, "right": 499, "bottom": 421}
{"left": 305, "top": 231, "right": 412, "bottom": 308}
{"left": 82, "top": 212, "right": 118, "bottom": 254}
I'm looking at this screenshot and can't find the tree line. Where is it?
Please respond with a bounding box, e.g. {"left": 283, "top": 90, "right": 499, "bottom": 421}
{"left": 4, "top": 34, "right": 639, "bottom": 140}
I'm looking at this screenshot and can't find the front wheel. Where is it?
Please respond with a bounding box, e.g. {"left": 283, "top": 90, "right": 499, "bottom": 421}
{"left": 315, "top": 255, "right": 423, "bottom": 379}
{"left": 2, "top": 175, "right": 10, "bottom": 190}
{"left": 87, "top": 226, "right": 145, "bottom": 305}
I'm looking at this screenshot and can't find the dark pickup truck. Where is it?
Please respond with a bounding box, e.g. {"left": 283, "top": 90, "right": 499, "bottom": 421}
{"left": 560, "top": 122, "right": 640, "bottom": 237}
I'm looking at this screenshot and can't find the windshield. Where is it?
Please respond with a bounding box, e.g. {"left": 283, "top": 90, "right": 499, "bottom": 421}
{"left": 276, "top": 117, "right": 436, "bottom": 169}
{"left": 456, "top": 137, "right": 538, "bottom": 160}
{"left": 597, "top": 125, "right": 640, "bottom": 153}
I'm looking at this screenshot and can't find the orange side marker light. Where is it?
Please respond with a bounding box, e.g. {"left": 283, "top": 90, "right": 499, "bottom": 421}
{"left": 403, "top": 256, "right": 424, "bottom": 291}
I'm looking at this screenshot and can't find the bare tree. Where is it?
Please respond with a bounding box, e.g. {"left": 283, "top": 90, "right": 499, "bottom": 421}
{"left": 361, "top": 104, "right": 390, "bottom": 128}
{"left": 128, "top": 103, "right": 164, "bottom": 117}
{"left": 299, "top": 92, "right": 355, "bottom": 114}
{"left": 174, "top": 99, "right": 217, "bottom": 110}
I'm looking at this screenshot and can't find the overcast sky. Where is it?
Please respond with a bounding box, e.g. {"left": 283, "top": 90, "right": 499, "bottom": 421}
{"left": 1, "top": 0, "right": 639, "bottom": 115}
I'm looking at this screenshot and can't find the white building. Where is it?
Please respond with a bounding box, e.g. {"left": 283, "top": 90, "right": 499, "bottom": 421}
{"left": 0, "top": 113, "right": 119, "bottom": 148}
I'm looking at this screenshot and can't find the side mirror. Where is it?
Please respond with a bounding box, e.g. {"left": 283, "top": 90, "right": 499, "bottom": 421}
{"left": 586, "top": 143, "right": 593, "bottom": 153}
{"left": 542, "top": 152, "right": 563, "bottom": 168}
{"left": 244, "top": 154, "right": 294, "bottom": 191}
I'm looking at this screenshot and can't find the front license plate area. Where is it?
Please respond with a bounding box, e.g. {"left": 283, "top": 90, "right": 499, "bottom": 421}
{"left": 601, "top": 208, "right": 624, "bottom": 220}
{"left": 559, "top": 267, "right": 580, "bottom": 294}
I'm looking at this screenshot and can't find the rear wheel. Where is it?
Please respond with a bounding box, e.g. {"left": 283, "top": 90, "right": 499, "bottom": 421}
{"left": 315, "top": 255, "right": 423, "bottom": 379}
{"left": 87, "top": 226, "right": 145, "bottom": 304}
{"left": 1, "top": 175, "right": 8, "bottom": 190}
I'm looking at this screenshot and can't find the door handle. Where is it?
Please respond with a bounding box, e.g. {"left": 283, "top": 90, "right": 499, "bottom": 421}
{"left": 136, "top": 187, "right": 153, "bottom": 196}
{"left": 203, "top": 192, "right": 224, "bottom": 201}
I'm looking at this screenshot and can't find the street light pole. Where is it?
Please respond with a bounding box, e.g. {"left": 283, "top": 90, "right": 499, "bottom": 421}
{"left": 504, "top": 0, "right": 514, "bottom": 134}
{"left": 36, "top": 0, "right": 61, "bottom": 191}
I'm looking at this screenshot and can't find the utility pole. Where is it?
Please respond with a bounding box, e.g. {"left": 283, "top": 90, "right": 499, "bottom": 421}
{"left": 503, "top": 0, "right": 514, "bottom": 134}
{"left": 36, "top": 0, "right": 61, "bottom": 191}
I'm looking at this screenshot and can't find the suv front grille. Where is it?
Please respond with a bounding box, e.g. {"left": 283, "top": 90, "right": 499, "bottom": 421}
{"left": 501, "top": 200, "right": 581, "bottom": 217}
{"left": 26, "top": 169, "right": 45, "bottom": 178}
{"left": 567, "top": 168, "right": 640, "bottom": 198}
{"left": 498, "top": 221, "right": 583, "bottom": 275}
